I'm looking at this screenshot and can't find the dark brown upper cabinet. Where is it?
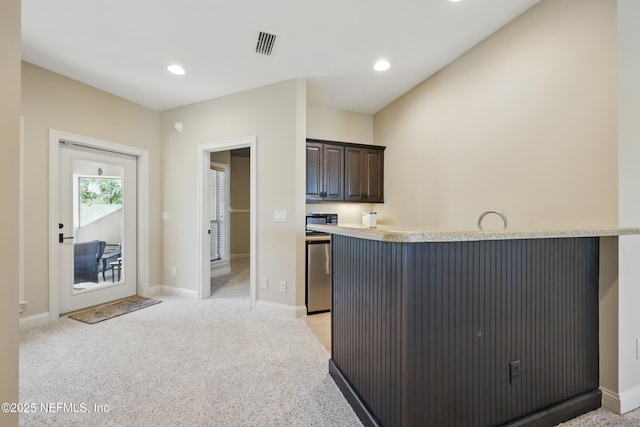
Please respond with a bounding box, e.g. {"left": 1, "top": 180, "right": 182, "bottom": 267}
{"left": 306, "top": 141, "right": 344, "bottom": 201}
{"left": 344, "top": 146, "right": 384, "bottom": 203}
{"left": 306, "top": 139, "right": 384, "bottom": 203}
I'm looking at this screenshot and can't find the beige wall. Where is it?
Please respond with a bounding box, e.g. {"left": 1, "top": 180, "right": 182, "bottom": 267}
{"left": 307, "top": 105, "right": 373, "bottom": 145}
{"left": 0, "top": 0, "right": 20, "bottom": 424}
{"left": 374, "top": 0, "right": 617, "bottom": 229}
{"left": 20, "top": 62, "right": 162, "bottom": 318}
{"left": 210, "top": 150, "right": 230, "bottom": 164}
{"left": 306, "top": 106, "right": 379, "bottom": 224}
{"left": 161, "top": 79, "right": 306, "bottom": 308}
{"left": 230, "top": 155, "right": 250, "bottom": 256}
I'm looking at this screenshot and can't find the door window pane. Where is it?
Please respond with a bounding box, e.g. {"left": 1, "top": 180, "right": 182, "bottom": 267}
{"left": 73, "top": 173, "right": 123, "bottom": 288}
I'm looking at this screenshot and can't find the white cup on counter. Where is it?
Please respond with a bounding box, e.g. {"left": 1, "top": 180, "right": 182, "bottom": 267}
{"left": 362, "top": 212, "right": 377, "bottom": 228}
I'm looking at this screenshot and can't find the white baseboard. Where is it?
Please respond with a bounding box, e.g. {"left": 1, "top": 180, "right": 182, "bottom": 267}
{"left": 602, "top": 385, "right": 640, "bottom": 414}
{"left": 148, "top": 285, "right": 198, "bottom": 300}
{"left": 231, "top": 253, "right": 250, "bottom": 259}
{"left": 19, "top": 312, "right": 51, "bottom": 330}
{"left": 620, "top": 385, "right": 640, "bottom": 414}
{"left": 601, "top": 387, "right": 621, "bottom": 413}
{"left": 211, "top": 266, "right": 232, "bottom": 278}
{"left": 211, "top": 259, "right": 231, "bottom": 278}
{"left": 255, "top": 300, "right": 307, "bottom": 318}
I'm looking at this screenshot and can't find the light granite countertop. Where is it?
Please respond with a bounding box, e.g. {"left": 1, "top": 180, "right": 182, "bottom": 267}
{"left": 307, "top": 223, "right": 640, "bottom": 243}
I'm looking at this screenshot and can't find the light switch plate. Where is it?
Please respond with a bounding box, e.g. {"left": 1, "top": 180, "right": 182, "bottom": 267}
{"left": 273, "top": 210, "right": 288, "bottom": 222}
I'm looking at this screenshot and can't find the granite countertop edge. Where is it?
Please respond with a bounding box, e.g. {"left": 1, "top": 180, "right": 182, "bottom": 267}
{"left": 307, "top": 224, "right": 640, "bottom": 243}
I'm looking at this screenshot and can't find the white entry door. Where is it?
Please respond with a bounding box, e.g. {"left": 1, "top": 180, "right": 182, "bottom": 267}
{"left": 59, "top": 143, "right": 137, "bottom": 313}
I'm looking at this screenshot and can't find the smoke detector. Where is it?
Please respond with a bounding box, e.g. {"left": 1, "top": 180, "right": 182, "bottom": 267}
{"left": 255, "top": 30, "right": 279, "bottom": 56}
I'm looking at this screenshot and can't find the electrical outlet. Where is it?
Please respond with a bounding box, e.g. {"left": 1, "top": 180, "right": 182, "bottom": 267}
{"left": 260, "top": 277, "right": 268, "bottom": 289}
{"left": 510, "top": 360, "right": 521, "bottom": 385}
{"left": 279, "top": 280, "right": 287, "bottom": 292}
{"left": 171, "top": 266, "right": 177, "bottom": 276}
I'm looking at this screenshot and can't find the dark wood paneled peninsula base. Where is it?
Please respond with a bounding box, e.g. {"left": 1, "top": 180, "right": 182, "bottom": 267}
{"left": 329, "top": 234, "right": 601, "bottom": 427}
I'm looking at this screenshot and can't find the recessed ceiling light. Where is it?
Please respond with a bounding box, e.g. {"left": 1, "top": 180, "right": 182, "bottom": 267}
{"left": 373, "top": 59, "right": 391, "bottom": 72}
{"left": 167, "top": 64, "right": 186, "bottom": 75}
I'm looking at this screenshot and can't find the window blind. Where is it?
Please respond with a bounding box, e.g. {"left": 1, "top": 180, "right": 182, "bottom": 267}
{"left": 209, "top": 166, "right": 225, "bottom": 261}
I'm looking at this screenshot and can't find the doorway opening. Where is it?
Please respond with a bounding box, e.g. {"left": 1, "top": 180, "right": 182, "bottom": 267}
{"left": 197, "top": 136, "right": 256, "bottom": 309}
{"left": 210, "top": 149, "right": 251, "bottom": 299}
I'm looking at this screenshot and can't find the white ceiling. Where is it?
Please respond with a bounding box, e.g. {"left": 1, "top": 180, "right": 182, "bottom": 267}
{"left": 21, "top": 0, "right": 540, "bottom": 114}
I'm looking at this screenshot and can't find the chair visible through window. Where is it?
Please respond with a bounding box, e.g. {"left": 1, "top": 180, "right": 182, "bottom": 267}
{"left": 73, "top": 240, "right": 106, "bottom": 284}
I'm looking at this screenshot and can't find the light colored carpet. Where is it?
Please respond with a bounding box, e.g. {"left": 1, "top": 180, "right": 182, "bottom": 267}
{"left": 557, "top": 407, "right": 640, "bottom": 426}
{"left": 19, "top": 261, "right": 362, "bottom": 426}
{"left": 210, "top": 258, "right": 251, "bottom": 299}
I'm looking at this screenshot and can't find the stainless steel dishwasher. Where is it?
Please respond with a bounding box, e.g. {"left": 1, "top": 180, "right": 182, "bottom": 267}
{"left": 305, "top": 213, "right": 337, "bottom": 314}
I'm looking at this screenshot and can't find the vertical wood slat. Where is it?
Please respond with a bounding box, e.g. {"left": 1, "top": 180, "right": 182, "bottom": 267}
{"left": 331, "top": 235, "right": 599, "bottom": 427}
{"left": 332, "top": 235, "right": 403, "bottom": 426}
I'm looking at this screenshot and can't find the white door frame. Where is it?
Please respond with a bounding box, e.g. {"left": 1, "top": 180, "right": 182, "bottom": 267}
{"left": 48, "top": 129, "right": 150, "bottom": 320}
{"left": 196, "top": 136, "right": 256, "bottom": 309}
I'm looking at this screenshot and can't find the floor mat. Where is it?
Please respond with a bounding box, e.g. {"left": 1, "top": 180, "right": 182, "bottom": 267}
{"left": 67, "top": 295, "right": 161, "bottom": 324}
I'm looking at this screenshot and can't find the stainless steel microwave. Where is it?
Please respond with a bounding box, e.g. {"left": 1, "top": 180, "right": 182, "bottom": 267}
{"left": 305, "top": 213, "right": 338, "bottom": 234}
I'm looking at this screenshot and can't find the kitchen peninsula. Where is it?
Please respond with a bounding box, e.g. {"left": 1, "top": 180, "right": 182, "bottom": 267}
{"left": 307, "top": 223, "right": 640, "bottom": 427}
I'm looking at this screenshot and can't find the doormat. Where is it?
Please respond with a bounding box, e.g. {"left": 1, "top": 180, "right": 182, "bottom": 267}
{"left": 67, "top": 295, "right": 161, "bottom": 324}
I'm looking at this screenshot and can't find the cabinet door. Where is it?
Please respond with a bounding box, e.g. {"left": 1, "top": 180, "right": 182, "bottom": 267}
{"left": 323, "top": 144, "right": 344, "bottom": 201}
{"left": 306, "top": 143, "right": 324, "bottom": 201}
{"left": 344, "top": 147, "right": 364, "bottom": 201}
{"left": 344, "top": 146, "right": 384, "bottom": 202}
{"left": 362, "top": 148, "right": 384, "bottom": 203}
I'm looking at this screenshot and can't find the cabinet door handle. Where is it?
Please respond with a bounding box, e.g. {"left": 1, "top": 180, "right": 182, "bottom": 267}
{"left": 58, "top": 233, "right": 74, "bottom": 243}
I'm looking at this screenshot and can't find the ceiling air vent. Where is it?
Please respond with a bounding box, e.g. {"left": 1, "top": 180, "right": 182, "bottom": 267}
{"left": 255, "top": 30, "right": 278, "bottom": 56}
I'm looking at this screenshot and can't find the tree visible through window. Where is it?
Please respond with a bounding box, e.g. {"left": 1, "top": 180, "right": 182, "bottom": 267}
{"left": 79, "top": 177, "right": 122, "bottom": 227}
